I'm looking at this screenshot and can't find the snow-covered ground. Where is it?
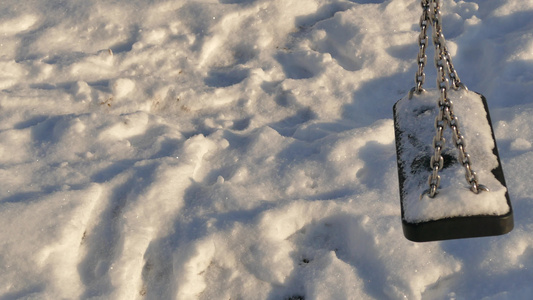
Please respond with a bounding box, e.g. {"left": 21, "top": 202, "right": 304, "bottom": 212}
{"left": 1, "top": 0, "right": 533, "bottom": 299}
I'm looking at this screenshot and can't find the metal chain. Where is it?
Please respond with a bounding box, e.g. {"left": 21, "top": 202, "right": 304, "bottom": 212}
{"left": 423, "top": 0, "right": 488, "bottom": 198}
{"left": 430, "top": 0, "right": 462, "bottom": 89}
{"left": 414, "top": 0, "right": 431, "bottom": 93}
{"left": 413, "top": 0, "right": 462, "bottom": 94}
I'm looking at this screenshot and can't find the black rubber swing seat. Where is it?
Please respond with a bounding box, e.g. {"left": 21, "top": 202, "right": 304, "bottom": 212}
{"left": 393, "top": 89, "right": 513, "bottom": 242}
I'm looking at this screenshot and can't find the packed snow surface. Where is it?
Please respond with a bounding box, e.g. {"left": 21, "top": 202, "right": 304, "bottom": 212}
{"left": 1, "top": 0, "right": 533, "bottom": 299}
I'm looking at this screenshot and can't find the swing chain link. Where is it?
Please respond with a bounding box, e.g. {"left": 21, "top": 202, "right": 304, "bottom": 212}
{"left": 420, "top": 0, "right": 487, "bottom": 198}
{"left": 431, "top": 0, "right": 462, "bottom": 89}
{"left": 414, "top": 0, "right": 462, "bottom": 94}
{"left": 414, "top": 0, "right": 431, "bottom": 93}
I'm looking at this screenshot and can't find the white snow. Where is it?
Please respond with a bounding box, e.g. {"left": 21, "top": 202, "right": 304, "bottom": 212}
{"left": 1, "top": 0, "right": 533, "bottom": 299}
{"left": 395, "top": 89, "right": 510, "bottom": 222}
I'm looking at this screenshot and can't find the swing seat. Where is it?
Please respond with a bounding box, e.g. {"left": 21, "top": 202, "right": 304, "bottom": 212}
{"left": 393, "top": 89, "right": 513, "bottom": 242}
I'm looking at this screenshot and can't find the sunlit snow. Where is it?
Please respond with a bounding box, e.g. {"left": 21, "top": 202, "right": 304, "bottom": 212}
{"left": 1, "top": 0, "right": 533, "bottom": 299}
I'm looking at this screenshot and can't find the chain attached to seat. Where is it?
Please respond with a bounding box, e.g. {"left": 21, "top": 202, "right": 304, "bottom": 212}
{"left": 414, "top": 0, "right": 488, "bottom": 198}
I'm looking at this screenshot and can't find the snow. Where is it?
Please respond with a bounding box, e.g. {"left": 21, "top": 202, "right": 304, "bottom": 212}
{"left": 394, "top": 89, "right": 510, "bottom": 222}
{"left": 1, "top": 0, "right": 533, "bottom": 299}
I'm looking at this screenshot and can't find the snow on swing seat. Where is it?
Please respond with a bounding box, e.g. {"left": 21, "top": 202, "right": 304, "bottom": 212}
{"left": 393, "top": 88, "right": 513, "bottom": 242}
